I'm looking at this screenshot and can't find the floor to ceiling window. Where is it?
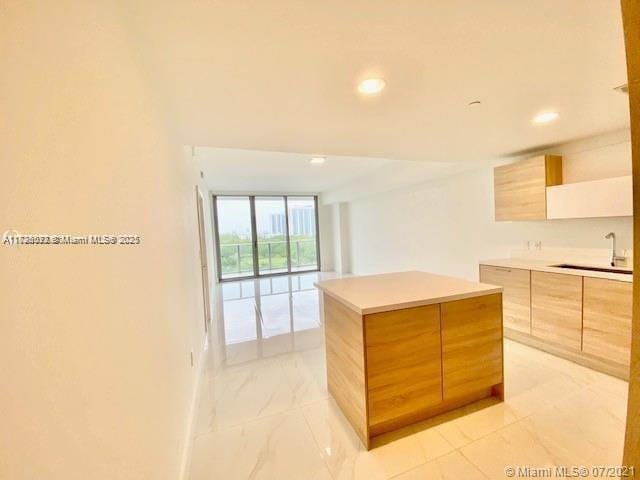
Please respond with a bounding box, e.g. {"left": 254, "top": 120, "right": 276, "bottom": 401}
{"left": 255, "top": 196, "right": 289, "bottom": 275}
{"left": 287, "top": 196, "right": 319, "bottom": 272}
{"left": 213, "top": 194, "right": 320, "bottom": 281}
{"left": 214, "top": 196, "right": 255, "bottom": 279}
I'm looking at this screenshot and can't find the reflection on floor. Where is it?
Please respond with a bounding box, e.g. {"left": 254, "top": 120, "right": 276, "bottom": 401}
{"left": 218, "top": 273, "right": 325, "bottom": 363}
{"left": 190, "top": 272, "right": 628, "bottom": 480}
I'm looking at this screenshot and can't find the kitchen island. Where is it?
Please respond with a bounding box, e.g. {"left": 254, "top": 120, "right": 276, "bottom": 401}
{"left": 315, "top": 271, "right": 504, "bottom": 449}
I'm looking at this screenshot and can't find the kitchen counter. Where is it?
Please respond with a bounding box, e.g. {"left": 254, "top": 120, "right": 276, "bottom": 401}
{"left": 479, "top": 257, "right": 632, "bottom": 380}
{"left": 314, "top": 270, "right": 503, "bottom": 315}
{"left": 317, "top": 271, "right": 504, "bottom": 449}
{"left": 480, "top": 258, "right": 632, "bottom": 283}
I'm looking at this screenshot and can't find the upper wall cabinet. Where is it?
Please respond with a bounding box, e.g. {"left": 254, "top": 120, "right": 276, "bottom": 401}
{"left": 494, "top": 155, "right": 563, "bottom": 221}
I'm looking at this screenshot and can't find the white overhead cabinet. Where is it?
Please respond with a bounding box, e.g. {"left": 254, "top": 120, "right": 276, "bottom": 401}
{"left": 546, "top": 175, "right": 632, "bottom": 219}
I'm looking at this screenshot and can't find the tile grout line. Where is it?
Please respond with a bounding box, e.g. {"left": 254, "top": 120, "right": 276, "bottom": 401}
{"left": 456, "top": 447, "right": 492, "bottom": 480}
{"left": 298, "top": 402, "right": 338, "bottom": 480}
{"left": 447, "top": 380, "right": 599, "bottom": 471}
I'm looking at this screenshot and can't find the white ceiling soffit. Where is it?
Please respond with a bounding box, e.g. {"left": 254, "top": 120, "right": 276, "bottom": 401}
{"left": 196, "top": 147, "right": 393, "bottom": 193}
{"left": 124, "top": 0, "right": 629, "bottom": 162}
{"left": 320, "top": 160, "right": 481, "bottom": 204}
{"left": 193, "top": 146, "right": 485, "bottom": 204}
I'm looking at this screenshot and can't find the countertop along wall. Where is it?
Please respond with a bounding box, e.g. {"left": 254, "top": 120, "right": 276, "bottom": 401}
{"left": 340, "top": 130, "right": 633, "bottom": 280}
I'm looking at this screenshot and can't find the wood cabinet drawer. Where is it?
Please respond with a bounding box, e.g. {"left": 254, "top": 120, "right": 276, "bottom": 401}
{"left": 480, "top": 265, "right": 531, "bottom": 334}
{"left": 531, "top": 271, "right": 583, "bottom": 351}
{"left": 583, "top": 277, "right": 632, "bottom": 365}
{"left": 441, "top": 293, "right": 503, "bottom": 400}
{"left": 365, "top": 305, "right": 442, "bottom": 428}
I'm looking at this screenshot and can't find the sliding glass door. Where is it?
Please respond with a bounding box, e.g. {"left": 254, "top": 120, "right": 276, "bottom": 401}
{"left": 255, "top": 196, "right": 289, "bottom": 275}
{"left": 214, "top": 196, "right": 256, "bottom": 279}
{"left": 287, "top": 196, "right": 319, "bottom": 272}
{"left": 213, "top": 195, "right": 320, "bottom": 281}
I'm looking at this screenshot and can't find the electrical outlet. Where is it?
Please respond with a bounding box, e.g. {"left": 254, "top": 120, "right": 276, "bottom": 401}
{"left": 535, "top": 240, "right": 542, "bottom": 250}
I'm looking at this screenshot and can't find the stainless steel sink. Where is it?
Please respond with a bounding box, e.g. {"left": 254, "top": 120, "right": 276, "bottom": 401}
{"left": 551, "top": 264, "right": 633, "bottom": 275}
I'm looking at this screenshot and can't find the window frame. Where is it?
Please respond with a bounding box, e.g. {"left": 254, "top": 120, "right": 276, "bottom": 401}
{"left": 212, "top": 193, "right": 321, "bottom": 282}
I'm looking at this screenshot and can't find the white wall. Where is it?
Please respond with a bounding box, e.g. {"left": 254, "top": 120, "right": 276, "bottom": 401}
{"left": 317, "top": 199, "right": 353, "bottom": 274}
{"left": 1, "top": 3, "right": 210, "bottom": 479}
{"left": 554, "top": 129, "right": 631, "bottom": 183}
{"left": 342, "top": 132, "right": 633, "bottom": 280}
{"left": 328, "top": 202, "right": 353, "bottom": 274}
{"left": 317, "top": 200, "right": 335, "bottom": 272}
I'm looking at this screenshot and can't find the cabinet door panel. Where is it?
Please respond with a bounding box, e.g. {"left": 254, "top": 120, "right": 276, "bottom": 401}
{"left": 365, "top": 305, "right": 442, "bottom": 428}
{"left": 494, "top": 156, "right": 546, "bottom": 220}
{"left": 441, "top": 294, "right": 503, "bottom": 400}
{"left": 583, "top": 277, "right": 632, "bottom": 365}
{"left": 494, "top": 155, "right": 562, "bottom": 221}
{"left": 480, "top": 265, "right": 531, "bottom": 333}
{"left": 531, "top": 272, "right": 582, "bottom": 351}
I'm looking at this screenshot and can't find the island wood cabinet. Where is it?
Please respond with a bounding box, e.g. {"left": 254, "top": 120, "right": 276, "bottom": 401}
{"left": 320, "top": 281, "right": 504, "bottom": 449}
{"left": 365, "top": 305, "right": 443, "bottom": 430}
{"left": 582, "top": 277, "right": 633, "bottom": 365}
{"left": 363, "top": 294, "right": 503, "bottom": 439}
{"left": 441, "top": 294, "right": 504, "bottom": 400}
{"left": 323, "top": 292, "right": 368, "bottom": 444}
{"left": 494, "top": 154, "right": 562, "bottom": 221}
{"left": 479, "top": 265, "right": 531, "bottom": 334}
{"left": 531, "top": 271, "right": 583, "bottom": 351}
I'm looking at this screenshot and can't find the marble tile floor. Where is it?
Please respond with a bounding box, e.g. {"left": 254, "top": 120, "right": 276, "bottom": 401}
{"left": 189, "top": 272, "right": 628, "bottom": 480}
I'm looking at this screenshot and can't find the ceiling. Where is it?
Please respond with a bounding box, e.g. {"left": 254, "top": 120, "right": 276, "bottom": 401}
{"left": 196, "top": 147, "right": 393, "bottom": 193}
{"left": 125, "top": 0, "right": 629, "bottom": 164}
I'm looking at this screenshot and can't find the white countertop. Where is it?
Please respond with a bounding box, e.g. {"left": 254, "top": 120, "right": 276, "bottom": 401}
{"left": 480, "top": 258, "right": 633, "bottom": 283}
{"left": 314, "top": 271, "right": 502, "bottom": 315}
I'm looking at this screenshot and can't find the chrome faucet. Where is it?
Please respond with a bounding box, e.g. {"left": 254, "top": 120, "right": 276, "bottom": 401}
{"left": 605, "top": 232, "right": 626, "bottom": 267}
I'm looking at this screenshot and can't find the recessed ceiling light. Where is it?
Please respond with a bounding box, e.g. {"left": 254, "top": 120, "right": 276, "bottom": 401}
{"left": 310, "top": 157, "right": 326, "bottom": 165}
{"left": 357, "top": 78, "right": 386, "bottom": 95}
{"left": 533, "top": 111, "right": 559, "bottom": 124}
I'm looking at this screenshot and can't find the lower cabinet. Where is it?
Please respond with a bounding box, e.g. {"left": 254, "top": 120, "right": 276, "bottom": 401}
{"left": 365, "top": 305, "right": 443, "bottom": 429}
{"left": 480, "top": 262, "right": 632, "bottom": 378}
{"left": 479, "top": 265, "right": 531, "bottom": 334}
{"left": 583, "top": 277, "right": 633, "bottom": 365}
{"left": 441, "top": 294, "right": 503, "bottom": 400}
{"left": 364, "top": 295, "right": 504, "bottom": 436}
{"left": 531, "top": 271, "right": 583, "bottom": 351}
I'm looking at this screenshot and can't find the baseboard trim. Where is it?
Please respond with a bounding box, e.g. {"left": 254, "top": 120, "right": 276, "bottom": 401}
{"left": 505, "top": 328, "right": 630, "bottom": 380}
{"left": 179, "top": 340, "right": 206, "bottom": 480}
